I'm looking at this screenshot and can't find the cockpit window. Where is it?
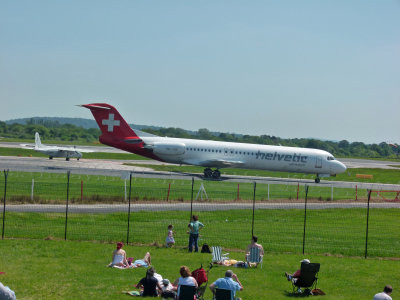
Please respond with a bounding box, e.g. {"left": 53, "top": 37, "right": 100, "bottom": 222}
{"left": 327, "top": 156, "right": 335, "bottom": 161}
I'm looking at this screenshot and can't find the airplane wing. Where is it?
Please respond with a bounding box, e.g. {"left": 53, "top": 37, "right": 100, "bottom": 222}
{"left": 182, "top": 158, "right": 245, "bottom": 168}
{"left": 56, "top": 146, "right": 94, "bottom": 153}
{"left": 20, "top": 143, "right": 35, "bottom": 149}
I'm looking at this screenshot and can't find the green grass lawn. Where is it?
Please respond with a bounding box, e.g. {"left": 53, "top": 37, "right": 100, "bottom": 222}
{"left": 2, "top": 208, "right": 400, "bottom": 258}
{"left": 0, "top": 170, "right": 389, "bottom": 204}
{"left": 0, "top": 239, "right": 398, "bottom": 299}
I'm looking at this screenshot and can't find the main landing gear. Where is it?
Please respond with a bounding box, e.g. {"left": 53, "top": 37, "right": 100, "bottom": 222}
{"left": 315, "top": 177, "right": 320, "bottom": 183}
{"left": 204, "top": 168, "right": 221, "bottom": 179}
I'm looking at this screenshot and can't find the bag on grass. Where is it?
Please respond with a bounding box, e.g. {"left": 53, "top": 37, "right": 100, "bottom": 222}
{"left": 311, "top": 288, "right": 326, "bottom": 295}
{"left": 201, "top": 243, "right": 211, "bottom": 253}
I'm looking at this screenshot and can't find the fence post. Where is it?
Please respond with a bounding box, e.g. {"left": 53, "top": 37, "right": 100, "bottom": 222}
{"left": 190, "top": 177, "right": 194, "bottom": 221}
{"left": 167, "top": 183, "right": 171, "bottom": 202}
{"left": 2, "top": 169, "right": 9, "bottom": 240}
{"left": 355, "top": 185, "right": 358, "bottom": 201}
{"left": 267, "top": 184, "right": 270, "bottom": 200}
{"left": 81, "top": 180, "right": 83, "bottom": 202}
{"left": 127, "top": 172, "right": 133, "bottom": 244}
{"left": 237, "top": 184, "right": 240, "bottom": 201}
{"left": 302, "top": 185, "right": 309, "bottom": 255}
{"left": 365, "top": 189, "right": 372, "bottom": 258}
{"left": 124, "top": 180, "right": 127, "bottom": 201}
{"left": 251, "top": 182, "right": 256, "bottom": 237}
{"left": 64, "top": 171, "right": 71, "bottom": 241}
{"left": 331, "top": 184, "right": 333, "bottom": 201}
{"left": 296, "top": 183, "right": 299, "bottom": 201}
{"left": 31, "top": 179, "right": 34, "bottom": 201}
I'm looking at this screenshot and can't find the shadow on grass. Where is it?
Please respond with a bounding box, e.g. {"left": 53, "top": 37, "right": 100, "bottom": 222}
{"left": 283, "top": 290, "right": 314, "bottom": 298}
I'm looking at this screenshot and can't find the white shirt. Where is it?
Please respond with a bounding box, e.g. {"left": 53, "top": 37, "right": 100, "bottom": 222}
{"left": 177, "top": 276, "right": 197, "bottom": 296}
{"left": 0, "top": 282, "right": 16, "bottom": 300}
{"left": 373, "top": 292, "right": 392, "bottom": 300}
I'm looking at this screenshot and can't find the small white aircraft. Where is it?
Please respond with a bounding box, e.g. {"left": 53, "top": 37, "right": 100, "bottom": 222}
{"left": 21, "top": 132, "right": 92, "bottom": 161}
{"left": 82, "top": 103, "right": 347, "bottom": 182}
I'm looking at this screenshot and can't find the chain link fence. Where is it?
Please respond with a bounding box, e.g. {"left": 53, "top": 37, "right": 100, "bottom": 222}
{"left": 1, "top": 170, "right": 399, "bottom": 258}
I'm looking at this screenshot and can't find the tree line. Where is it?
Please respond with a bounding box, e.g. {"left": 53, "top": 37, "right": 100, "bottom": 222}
{"left": 1, "top": 119, "right": 398, "bottom": 159}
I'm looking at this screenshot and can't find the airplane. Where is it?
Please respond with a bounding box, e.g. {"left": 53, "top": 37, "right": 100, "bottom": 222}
{"left": 20, "top": 132, "right": 92, "bottom": 161}
{"left": 81, "top": 103, "right": 347, "bottom": 183}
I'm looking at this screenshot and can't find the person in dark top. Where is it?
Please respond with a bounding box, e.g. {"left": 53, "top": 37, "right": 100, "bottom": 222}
{"left": 136, "top": 267, "right": 162, "bottom": 297}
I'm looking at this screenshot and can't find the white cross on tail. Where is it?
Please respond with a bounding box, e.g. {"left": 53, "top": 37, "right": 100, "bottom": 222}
{"left": 102, "top": 114, "right": 120, "bottom": 132}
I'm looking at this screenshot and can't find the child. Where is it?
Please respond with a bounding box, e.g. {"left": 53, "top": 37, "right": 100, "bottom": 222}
{"left": 166, "top": 224, "right": 175, "bottom": 248}
{"left": 161, "top": 279, "right": 176, "bottom": 299}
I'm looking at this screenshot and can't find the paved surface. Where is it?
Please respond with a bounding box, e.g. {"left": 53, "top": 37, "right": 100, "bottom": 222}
{"left": 340, "top": 158, "right": 400, "bottom": 170}
{"left": 1, "top": 156, "right": 400, "bottom": 191}
{"left": 2, "top": 141, "right": 400, "bottom": 168}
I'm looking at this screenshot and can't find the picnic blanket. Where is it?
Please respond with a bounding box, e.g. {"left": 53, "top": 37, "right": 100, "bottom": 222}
{"left": 123, "top": 290, "right": 141, "bottom": 296}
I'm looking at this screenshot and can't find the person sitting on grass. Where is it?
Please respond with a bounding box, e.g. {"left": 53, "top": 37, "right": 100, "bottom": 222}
{"left": 161, "top": 279, "right": 176, "bottom": 299}
{"left": 373, "top": 285, "right": 393, "bottom": 300}
{"left": 173, "top": 266, "right": 198, "bottom": 298}
{"left": 136, "top": 267, "right": 162, "bottom": 297}
{"left": 285, "top": 258, "right": 310, "bottom": 284}
{"left": 245, "top": 235, "right": 264, "bottom": 265}
{"left": 0, "top": 281, "right": 16, "bottom": 300}
{"left": 132, "top": 252, "right": 152, "bottom": 268}
{"left": 108, "top": 242, "right": 129, "bottom": 268}
{"left": 209, "top": 270, "right": 243, "bottom": 300}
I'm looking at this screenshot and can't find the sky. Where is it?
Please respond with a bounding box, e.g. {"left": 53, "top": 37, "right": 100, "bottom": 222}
{"left": 1, "top": 1, "right": 399, "bottom": 144}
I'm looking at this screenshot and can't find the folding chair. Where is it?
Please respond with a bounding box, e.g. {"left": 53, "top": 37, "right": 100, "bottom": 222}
{"left": 291, "top": 262, "right": 320, "bottom": 294}
{"left": 213, "top": 288, "right": 232, "bottom": 300}
{"left": 211, "top": 246, "right": 229, "bottom": 264}
{"left": 178, "top": 285, "right": 197, "bottom": 300}
{"left": 246, "top": 247, "right": 263, "bottom": 268}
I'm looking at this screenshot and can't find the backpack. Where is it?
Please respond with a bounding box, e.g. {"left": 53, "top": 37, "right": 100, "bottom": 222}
{"left": 201, "top": 243, "right": 211, "bottom": 253}
{"left": 192, "top": 267, "right": 208, "bottom": 285}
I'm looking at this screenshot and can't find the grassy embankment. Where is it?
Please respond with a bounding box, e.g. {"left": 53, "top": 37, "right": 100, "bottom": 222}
{"left": 0, "top": 239, "right": 399, "bottom": 300}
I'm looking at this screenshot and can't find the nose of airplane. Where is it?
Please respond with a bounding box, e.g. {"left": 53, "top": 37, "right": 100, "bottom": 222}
{"left": 335, "top": 161, "right": 347, "bottom": 174}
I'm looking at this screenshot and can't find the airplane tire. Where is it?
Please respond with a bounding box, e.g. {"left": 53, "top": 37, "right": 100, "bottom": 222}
{"left": 315, "top": 178, "right": 320, "bottom": 183}
{"left": 212, "top": 170, "right": 221, "bottom": 179}
{"left": 49, "top": 157, "right": 53, "bottom": 160}
{"left": 204, "top": 168, "right": 213, "bottom": 178}
{"left": 66, "top": 158, "right": 70, "bottom": 161}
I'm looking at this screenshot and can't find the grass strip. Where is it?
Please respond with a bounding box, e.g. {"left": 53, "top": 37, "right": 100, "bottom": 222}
{"left": 1, "top": 171, "right": 372, "bottom": 203}
{"left": 2, "top": 208, "right": 399, "bottom": 258}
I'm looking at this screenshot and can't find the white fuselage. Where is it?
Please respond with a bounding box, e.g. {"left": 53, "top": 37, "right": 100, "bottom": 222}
{"left": 140, "top": 136, "right": 347, "bottom": 176}
{"left": 35, "top": 146, "right": 83, "bottom": 159}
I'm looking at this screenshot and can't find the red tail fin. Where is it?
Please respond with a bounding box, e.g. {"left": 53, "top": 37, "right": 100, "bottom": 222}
{"left": 81, "top": 103, "right": 138, "bottom": 138}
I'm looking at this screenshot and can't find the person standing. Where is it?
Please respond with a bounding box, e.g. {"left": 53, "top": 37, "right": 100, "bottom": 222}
{"left": 166, "top": 224, "right": 175, "bottom": 248}
{"left": 188, "top": 215, "right": 204, "bottom": 252}
{"left": 373, "top": 285, "right": 393, "bottom": 300}
{"left": 209, "top": 270, "right": 243, "bottom": 300}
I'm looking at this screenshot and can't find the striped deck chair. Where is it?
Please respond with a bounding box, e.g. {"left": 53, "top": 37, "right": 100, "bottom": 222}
{"left": 211, "top": 246, "right": 229, "bottom": 264}
{"left": 246, "top": 247, "right": 263, "bottom": 268}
